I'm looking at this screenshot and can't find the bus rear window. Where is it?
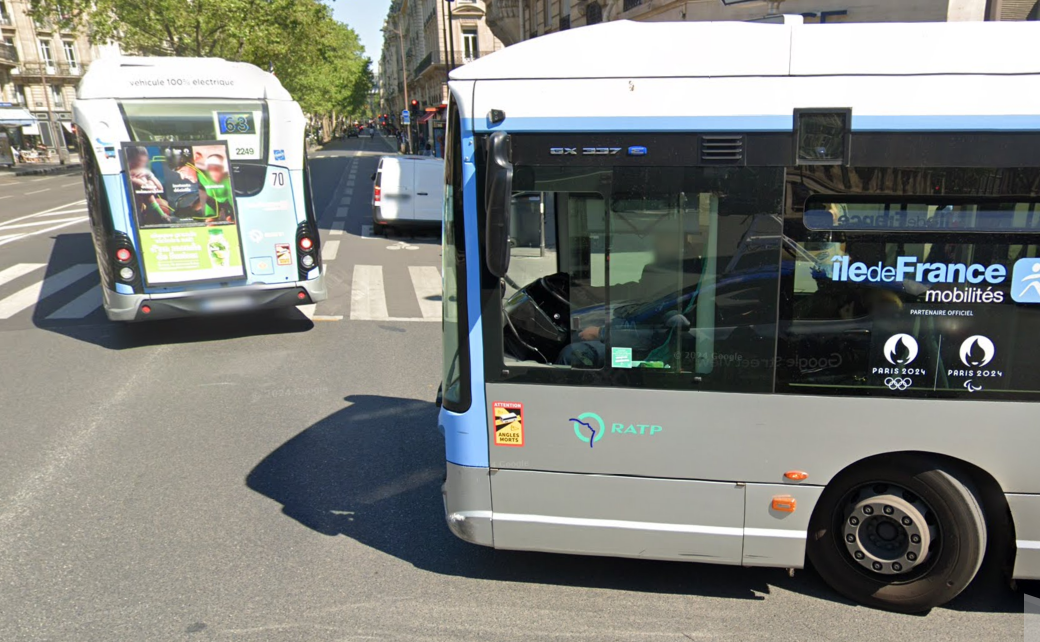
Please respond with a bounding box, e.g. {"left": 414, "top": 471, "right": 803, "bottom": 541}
{"left": 121, "top": 101, "right": 265, "bottom": 161}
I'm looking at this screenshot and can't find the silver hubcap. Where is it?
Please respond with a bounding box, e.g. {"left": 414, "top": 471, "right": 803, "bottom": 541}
{"left": 842, "top": 488, "right": 936, "bottom": 575}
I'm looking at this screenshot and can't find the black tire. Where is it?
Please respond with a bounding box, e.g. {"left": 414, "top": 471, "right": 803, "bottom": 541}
{"left": 807, "top": 455, "right": 986, "bottom": 613}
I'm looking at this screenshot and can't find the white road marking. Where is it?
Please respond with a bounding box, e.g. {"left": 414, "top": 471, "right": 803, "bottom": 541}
{"left": 22, "top": 208, "right": 89, "bottom": 217}
{"left": 25, "top": 188, "right": 51, "bottom": 195}
{"left": 0, "top": 195, "right": 12, "bottom": 201}
{"left": 330, "top": 219, "right": 346, "bottom": 236}
{"left": 321, "top": 239, "right": 340, "bottom": 261}
{"left": 0, "top": 217, "right": 86, "bottom": 231}
{"left": 409, "top": 265, "right": 441, "bottom": 320}
{"left": 297, "top": 303, "right": 316, "bottom": 319}
{"left": 350, "top": 265, "right": 388, "bottom": 321}
{"left": 29, "top": 176, "right": 56, "bottom": 182}
{"left": 336, "top": 206, "right": 349, "bottom": 218}
{"left": 0, "top": 264, "right": 96, "bottom": 319}
{"left": 45, "top": 286, "right": 102, "bottom": 319}
{"left": 0, "top": 199, "right": 86, "bottom": 228}
{"left": 0, "top": 263, "right": 46, "bottom": 288}
{"left": 0, "top": 216, "right": 89, "bottom": 248}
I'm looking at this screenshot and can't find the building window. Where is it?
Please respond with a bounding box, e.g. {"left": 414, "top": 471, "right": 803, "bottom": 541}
{"left": 50, "top": 85, "right": 64, "bottom": 109}
{"left": 543, "top": 0, "right": 550, "bottom": 29}
{"left": 462, "top": 28, "right": 478, "bottom": 63}
{"left": 62, "top": 41, "right": 78, "bottom": 71}
{"left": 586, "top": 2, "right": 602, "bottom": 25}
{"left": 561, "top": 0, "right": 571, "bottom": 29}
{"left": 623, "top": 0, "right": 643, "bottom": 11}
{"left": 39, "top": 40, "right": 54, "bottom": 67}
{"left": 0, "top": 1, "right": 10, "bottom": 25}
{"left": 14, "top": 84, "right": 27, "bottom": 106}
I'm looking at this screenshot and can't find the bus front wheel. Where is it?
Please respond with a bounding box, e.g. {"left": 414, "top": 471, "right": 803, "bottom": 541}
{"left": 807, "top": 456, "right": 986, "bottom": 613}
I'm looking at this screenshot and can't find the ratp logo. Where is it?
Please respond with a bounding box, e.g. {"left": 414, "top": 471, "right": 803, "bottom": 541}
{"left": 570, "top": 412, "right": 605, "bottom": 448}
{"left": 569, "top": 412, "right": 662, "bottom": 449}
{"left": 1012, "top": 258, "right": 1040, "bottom": 303}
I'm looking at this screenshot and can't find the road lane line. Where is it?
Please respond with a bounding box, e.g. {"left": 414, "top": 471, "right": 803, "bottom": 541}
{"left": 25, "top": 188, "right": 51, "bottom": 195}
{"left": 0, "top": 263, "right": 46, "bottom": 288}
{"left": 0, "top": 199, "right": 86, "bottom": 227}
{"left": 0, "top": 217, "right": 88, "bottom": 231}
{"left": 21, "top": 208, "right": 89, "bottom": 218}
{"left": 350, "top": 265, "right": 388, "bottom": 321}
{"left": 0, "top": 195, "right": 12, "bottom": 201}
{"left": 409, "top": 266, "right": 441, "bottom": 321}
{"left": 45, "top": 286, "right": 103, "bottom": 319}
{"left": 0, "top": 217, "right": 89, "bottom": 248}
{"left": 0, "top": 264, "right": 96, "bottom": 319}
{"left": 330, "top": 219, "right": 346, "bottom": 235}
{"left": 29, "top": 176, "right": 56, "bottom": 182}
{"left": 336, "top": 206, "right": 349, "bottom": 218}
{"left": 321, "top": 239, "right": 340, "bottom": 262}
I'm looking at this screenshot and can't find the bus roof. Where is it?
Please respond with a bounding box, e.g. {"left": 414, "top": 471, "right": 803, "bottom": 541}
{"left": 77, "top": 56, "right": 293, "bottom": 101}
{"left": 449, "top": 20, "right": 1040, "bottom": 81}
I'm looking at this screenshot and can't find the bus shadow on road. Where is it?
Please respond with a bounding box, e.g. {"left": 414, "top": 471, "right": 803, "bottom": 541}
{"left": 246, "top": 394, "right": 1027, "bottom": 613}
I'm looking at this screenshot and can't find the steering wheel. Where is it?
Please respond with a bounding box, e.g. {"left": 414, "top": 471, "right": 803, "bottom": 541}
{"left": 502, "top": 272, "right": 572, "bottom": 362}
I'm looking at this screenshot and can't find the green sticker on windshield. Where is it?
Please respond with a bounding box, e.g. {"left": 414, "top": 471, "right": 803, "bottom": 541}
{"left": 611, "top": 347, "right": 633, "bottom": 369}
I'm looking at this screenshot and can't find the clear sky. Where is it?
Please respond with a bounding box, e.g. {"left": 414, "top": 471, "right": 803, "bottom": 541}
{"left": 329, "top": 1, "right": 394, "bottom": 73}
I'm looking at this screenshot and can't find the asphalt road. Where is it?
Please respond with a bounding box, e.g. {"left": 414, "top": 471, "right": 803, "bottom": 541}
{"left": 0, "top": 137, "right": 1033, "bottom": 641}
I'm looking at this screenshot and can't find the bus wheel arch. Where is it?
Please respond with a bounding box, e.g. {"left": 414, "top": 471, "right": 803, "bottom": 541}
{"left": 806, "top": 451, "right": 1011, "bottom": 613}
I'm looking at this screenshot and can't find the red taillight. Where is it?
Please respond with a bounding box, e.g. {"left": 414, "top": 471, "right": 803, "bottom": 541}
{"left": 374, "top": 185, "right": 381, "bottom": 204}
{"left": 115, "top": 248, "right": 132, "bottom": 263}
{"left": 297, "top": 291, "right": 307, "bottom": 300}
{"left": 141, "top": 305, "right": 152, "bottom": 314}
{"left": 299, "top": 237, "right": 313, "bottom": 251}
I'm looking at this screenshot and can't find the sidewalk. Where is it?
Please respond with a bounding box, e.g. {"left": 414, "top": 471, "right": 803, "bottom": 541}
{"left": 1, "top": 153, "right": 83, "bottom": 177}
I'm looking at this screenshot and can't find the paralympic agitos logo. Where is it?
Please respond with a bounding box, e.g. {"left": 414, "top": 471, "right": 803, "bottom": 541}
{"left": 569, "top": 412, "right": 663, "bottom": 449}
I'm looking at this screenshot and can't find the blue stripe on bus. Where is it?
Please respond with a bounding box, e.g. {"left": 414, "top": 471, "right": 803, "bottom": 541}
{"left": 473, "top": 114, "right": 1040, "bottom": 134}
{"left": 476, "top": 115, "right": 794, "bottom": 133}
{"left": 440, "top": 123, "right": 491, "bottom": 469}
{"left": 852, "top": 114, "right": 1040, "bottom": 131}
{"left": 103, "top": 173, "right": 133, "bottom": 236}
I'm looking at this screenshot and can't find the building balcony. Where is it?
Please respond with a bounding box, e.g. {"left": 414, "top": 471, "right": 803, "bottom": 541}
{"left": 15, "top": 62, "right": 83, "bottom": 78}
{"left": 0, "top": 42, "right": 17, "bottom": 66}
{"left": 413, "top": 50, "right": 480, "bottom": 79}
{"left": 484, "top": 0, "right": 522, "bottom": 46}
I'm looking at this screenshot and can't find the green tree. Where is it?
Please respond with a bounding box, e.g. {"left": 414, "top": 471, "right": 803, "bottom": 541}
{"left": 28, "top": 0, "right": 372, "bottom": 126}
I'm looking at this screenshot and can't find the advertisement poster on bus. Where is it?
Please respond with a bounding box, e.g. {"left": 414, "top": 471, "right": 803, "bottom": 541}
{"left": 123, "top": 141, "right": 246, "bottom": 286}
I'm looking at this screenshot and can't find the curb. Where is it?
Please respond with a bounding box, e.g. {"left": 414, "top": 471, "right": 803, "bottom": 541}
{"left": 8, "top": 163, "right": 83, "bottom": 177}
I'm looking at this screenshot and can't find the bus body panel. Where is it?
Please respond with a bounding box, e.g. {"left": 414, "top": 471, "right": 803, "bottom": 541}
{"left": 1008, "top": 494, "right": 1040, "bottom": 579}
{"left": 489, "top": 468, "right": 746, "bottom": 564}
{"left": 471, "top": 75, "right": 1040, "bottom": 135}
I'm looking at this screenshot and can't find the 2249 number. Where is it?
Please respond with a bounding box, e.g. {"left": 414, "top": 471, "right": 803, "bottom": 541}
{"left": 235, "top": 147, "right": 255, "bottom": 157}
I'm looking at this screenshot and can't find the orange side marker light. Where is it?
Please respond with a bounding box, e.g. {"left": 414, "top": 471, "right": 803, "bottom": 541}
{"left": 784, "top": 470, "right": 809, "bottom": 481}
{"left": 772, "top": 496, "right": 797, "bottom": 513}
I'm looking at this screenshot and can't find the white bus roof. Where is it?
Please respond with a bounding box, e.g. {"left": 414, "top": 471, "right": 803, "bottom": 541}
{"left": 450, "top": 20, "right": 1040, "bottom": 81}
{"left": 77, "top": 57, "right": 293, "bottom": 101}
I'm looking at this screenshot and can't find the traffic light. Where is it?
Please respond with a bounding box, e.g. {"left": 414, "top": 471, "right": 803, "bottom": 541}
{"left": 410, "top": 99, "right": 420, "bottom": 116}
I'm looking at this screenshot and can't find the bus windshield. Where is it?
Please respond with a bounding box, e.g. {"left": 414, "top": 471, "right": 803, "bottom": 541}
{"left": 498, "top": 164, "right": 783, "bottom": 390}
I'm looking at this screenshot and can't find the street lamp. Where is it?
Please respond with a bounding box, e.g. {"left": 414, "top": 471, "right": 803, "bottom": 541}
{"left": 383, "top": 16, "right": 413, "bottom": 154}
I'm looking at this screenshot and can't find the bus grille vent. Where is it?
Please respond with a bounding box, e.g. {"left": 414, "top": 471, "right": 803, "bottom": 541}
{"left": 700, "top": 135, "right": 744, "bottom": 164}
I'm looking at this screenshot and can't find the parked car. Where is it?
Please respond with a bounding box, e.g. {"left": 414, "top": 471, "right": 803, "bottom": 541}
{"left": 371, "top": 156, "right": 445, "bottom": 232}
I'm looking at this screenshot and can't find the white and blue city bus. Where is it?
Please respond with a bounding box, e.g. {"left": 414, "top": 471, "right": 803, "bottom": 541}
{"left": 73, "top": 57, "right": 326, "bottom": 321}
{"left": 438, "top": 19, "right": 1040, "bottom": 612}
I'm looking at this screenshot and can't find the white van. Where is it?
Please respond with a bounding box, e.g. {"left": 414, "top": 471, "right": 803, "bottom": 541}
{"left": 371, "top": 156, "right": 445, "bottom": 231}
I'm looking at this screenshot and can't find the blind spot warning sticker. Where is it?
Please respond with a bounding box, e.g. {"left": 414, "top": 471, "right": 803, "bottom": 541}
{"left": 493, "top": 401, "right": 524, "bottom": 447}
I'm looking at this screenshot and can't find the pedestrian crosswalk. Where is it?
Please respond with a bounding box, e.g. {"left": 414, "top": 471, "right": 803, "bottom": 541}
{"left": 0, "top": 261, "right": 442, "bottom": 325}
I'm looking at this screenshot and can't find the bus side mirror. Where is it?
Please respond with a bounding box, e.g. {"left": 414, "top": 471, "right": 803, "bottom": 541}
{"left": 485, "top": 132, "right": 513, "bottom": 279}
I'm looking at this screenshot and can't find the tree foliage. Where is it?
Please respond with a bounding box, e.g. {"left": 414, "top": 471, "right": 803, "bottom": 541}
{"left": 28, "top": 0, "right": 372, "bottom": 117}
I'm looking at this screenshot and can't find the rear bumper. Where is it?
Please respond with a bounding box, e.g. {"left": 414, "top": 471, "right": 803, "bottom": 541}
{"left": 102, "top": 274, "right": 328, "bottom": 322}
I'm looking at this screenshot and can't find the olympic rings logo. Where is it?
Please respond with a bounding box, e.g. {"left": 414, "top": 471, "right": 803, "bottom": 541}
{"left": 885, "top": 377, "right": 913, "bottom": 391}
